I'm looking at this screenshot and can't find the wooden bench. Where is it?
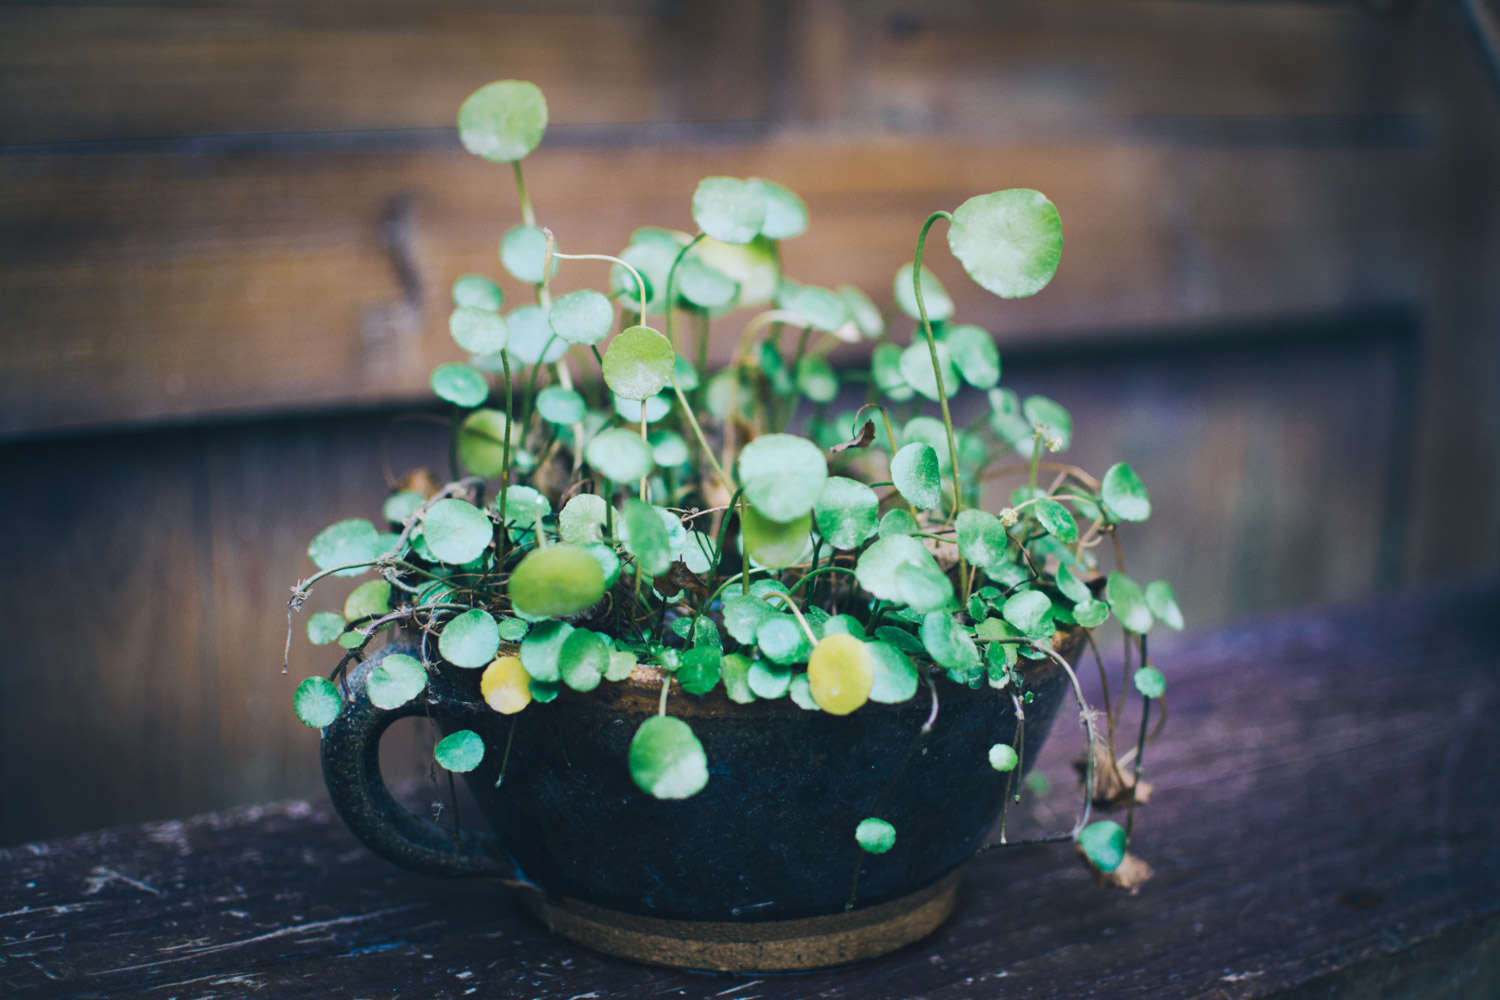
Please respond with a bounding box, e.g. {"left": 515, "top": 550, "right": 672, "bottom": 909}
{"left": 4, "top": 581, "right": 1498, "bottom": 998}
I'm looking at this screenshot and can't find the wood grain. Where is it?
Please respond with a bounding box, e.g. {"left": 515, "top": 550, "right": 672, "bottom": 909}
{"left": 0, "top": 139, "right": 1436, "bottom": 438}
{"left": 0, "top": 2, "right": 773, "bottom": 147}
{"left": 2, "top": 582, "right": 1496, "bottom": 997}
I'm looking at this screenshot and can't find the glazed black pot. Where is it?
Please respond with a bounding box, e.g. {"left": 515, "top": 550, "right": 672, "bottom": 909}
{"left": 321, "top": 630, "right": 1078, "bottom": 970}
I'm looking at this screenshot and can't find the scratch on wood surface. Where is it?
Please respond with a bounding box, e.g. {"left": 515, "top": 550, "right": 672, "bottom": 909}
{"left": 0, "top": 902, "right": 101, "bottom": 919}
{"left": 88, "top": 905, "right": 422, "bottom": 977}
{"left": 715, "top": 982, "right": 764, "bottom": 996}
{"left": 84, "top": 865, "right": 162, "bottom": 896}
{"left": 1221, "top": 969, "right": 1264, "bottom": 982}
{"left": 149, "top": 971, "right": 263, "bottom": 992}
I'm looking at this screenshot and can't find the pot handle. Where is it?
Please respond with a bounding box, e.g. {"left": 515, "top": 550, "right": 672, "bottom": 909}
{"left": 319, "top": 641, "right": 521, "bottom": 880}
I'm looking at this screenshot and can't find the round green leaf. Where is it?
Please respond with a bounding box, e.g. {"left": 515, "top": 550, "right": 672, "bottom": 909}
{"left": 421, "top": 499, "right": 491, "bottom": 564}
{"left": 434, "top": 729, "right": 485, "bottom": 773}
{"left": 902, "top": 416, "right": 954, "bottom": 472}
{"left": 1055, "top": 563, "right": 1091, "bottom": 604}
{"left": 602, "top": 325, "right": 675, "bottom": 400}
{"left": 629, "top": 716, "right": 709, "bottom": 799}
{"left": 695, "top": 235, "right": 779, "bottom": 308}
{"left": 451, "top": 273, "right": 504, "bottom": 311}
{"left": 430, "top": 362, "right": 488, "bottom": 408}
{"left": 1134, "top": 665, "right": 1167, "bottom": 699}
{"left": 678, "top": 646, "right": 722, "bottom": 696}
{"left": 585, "top": 427, "right": 654, "bottom": 483}
{"left": 293, "top": 676, "right": 341, "bottom": 728}
{"left": 613, "top": 391, "right": 672, "bottom": 424}
{"left": 838, "top": 284, "right": 884, "bottom": 339}
{"left": 789, "top": 673, "right": 818, "bottom": 711}
{"left": 1023, "top": 395, "right": 1072, "bottom": 452}
{"left": 989, "top": 743, "right": 1019, "bottom": 772}
{"left": 1074, "top": 598, "right": 1110, "bottom": 629}
{"left": 723, "top": 593, "right": 772, "bottom": 645}
{"left": 855, "top": 535, "right": 937, "bottom": 604}
{"left": 1106, "top": 572, "right": 1154, "bottom": 634}
{"left": 947, "top": 189, "right": 1062, "bottom": 299}
{"left": 879, "top": 507, "right": 920, "bottom": 537}
{"left": 794, "top": 355, "right": 839, "bottom": 403}
{"left": 945, "top": 324, "right": 1001, "bottom": 389}
{"left": 898, "top": 341, "right": 959, "bottom": 403}
{"left": 748, "top": 658, "right": 793, "bottom": 699}
{"left": 753, "top": 177, "right": 808, "bottom": 239}
{"left": 1002, "top": 589, "right": 1053, "bottom": 635}
{"left": 382, "top": 490, "right": 424, "bottom": 527}
{"left": 897, "top": 558, "right": 955, "bottom": 613}
{"left": 740, "top": 506, "right": 812, "bottom": 569}
{"left": 548, "top": 288, "right": 614, "bottom": 345}
{"left": 894, "top": 262, "right": 953, "bottom": 322}
{"left": 605, "top": 648, "right": 638, "bottom": 682}
{"left": 757, "top": 615, "right": 811, "bottom": 665}
{"left": 558, "top": 628, "right": 608, "bottom": 693}
{"left": 1145, "top": 580, "right": 1185, "bottom": 631}
{"left": 871, "top": 342, "right": 914, "bottom": 401}
{"left": 776, "top": 281, "right": 849, "bottom": 333}
{"left": 438, "top": 609, "right": 500, "bottom": 668}
{"left": 737, "top": 433, "right": 828, "bottom": 521}
{"left": 892, "top": 442, "right": 942, "bottom": 510}
{"left": 621, "top": 497, "right": 672, "bottom": 576}
{"left": 1102, "top": 462, "right": 1152, "bottom": 523}
{"left": 691, "top": 176, "right": 767, "bottom": 245}
{"left": 955, "top": 509, "right": 1010, "bottom": 571}
{"left": 504, "top": 304, "right": 567, "bottom": 365}
{"left": 1078, "top": 819, "right": 1127, "bottom": 874}
{"left": 650, "top": 429, "right": 691, "bottom": 468}
{"left": 921, "top": 612, "right": 980, "bottom": 675}
{"left": 456, "top": 409, "right": 516, "bottom": 478}
{"left": 676, "top": 256, "right": 739, "bottom": 310}
{"left": 449, "top": 306, "right": 508, "bottom": 355}
{"left": 509, "top": 544, "right": 606, "bottom": 618}
{"left": 558, "top": 493, "right": 607, "bottom": 544}
{"left": 308, "top": 518, "right": 383, "bottom": 578}
{"left": 343, "top": 579, "right": 391, "bottom": 622}
{"left": 457, "top": 80, "right": 547, "bottom": 162}
{"left": 366, "top": 652, "right": 427, "bottom": 710}
{"left": 720, "top": 653, "right": 756, "bottom": 703}
{"left": 520, "top": 620, "right": 572, "bottom": 682}
{"left": 855, "top": 817, "right": 896, "bottom": 854}
{"left": 867, "top": 641, "right": 918, "bottom": 703}
{"left": 306, "top": 611, "right": 345, "bottom": 646}
{"left": 535, "top": 386, "right": 586, "bottom": 425}
{"left": 1033, "top": 498, "right": 1078, "bottom": 543}
{"left": 499, "top": 225, "right": 553, "bottom": 285}
{"left": 813, "top": 476, "right": 879, "bottom": 550}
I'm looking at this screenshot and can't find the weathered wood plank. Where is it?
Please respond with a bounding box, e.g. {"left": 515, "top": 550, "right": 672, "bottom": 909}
{"left": 783, "top": 0, "right": 1429, "bottom": 131}
{"left": 2, "top": 582, "right": 1496, "bottom": 997}
{"left": 0, "top": 139, "right": 1435, "bottom": 438}
{"left": 0, "top": 2, "right": 774, "bottom": 146}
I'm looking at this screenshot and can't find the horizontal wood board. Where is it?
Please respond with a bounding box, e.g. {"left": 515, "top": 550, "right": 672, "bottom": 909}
{"left": 2, "top": 581, "right": 1497, "bottom": 998}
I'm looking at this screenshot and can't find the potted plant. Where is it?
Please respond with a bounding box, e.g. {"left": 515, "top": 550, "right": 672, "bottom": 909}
{"left": 286, "top": 79, "right": 1183, "bottom": 972}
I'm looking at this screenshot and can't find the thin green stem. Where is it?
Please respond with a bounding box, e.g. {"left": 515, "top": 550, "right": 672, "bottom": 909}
{"left": 911, "top": 210, "right": 960, "bottom": 515}
{"left": 512, "top": 161, "right": 536, "bottom": 228}
{"left": 761, "top": 590, "right": 819, "bottom": 646}
{"left": 664, "top": 233, "right": 706, "bottom": 354}
{"left": 548, "top": 245, "right": 648, "bottom": 326}
{"left": 669, "top": 375, "right": 731, "bottom": 495}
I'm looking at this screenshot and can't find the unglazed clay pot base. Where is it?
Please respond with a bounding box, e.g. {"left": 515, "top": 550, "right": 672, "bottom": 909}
{"left": 525, "top": 870, "right": 962, "bottom": 972}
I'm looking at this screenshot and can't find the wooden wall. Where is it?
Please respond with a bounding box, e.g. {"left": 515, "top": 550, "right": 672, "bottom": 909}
{"left": 2, "top": 0, "right": 1497, "bottom": 844}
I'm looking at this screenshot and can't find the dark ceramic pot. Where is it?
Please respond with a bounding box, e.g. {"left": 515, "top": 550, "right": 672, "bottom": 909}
{"left": 321, "top": 630, "right": 1079, "bottom": 971}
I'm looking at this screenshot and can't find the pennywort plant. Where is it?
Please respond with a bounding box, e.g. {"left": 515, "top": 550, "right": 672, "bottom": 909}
{"left": 287, "top": 80, "right": 1182, "bottom": 881}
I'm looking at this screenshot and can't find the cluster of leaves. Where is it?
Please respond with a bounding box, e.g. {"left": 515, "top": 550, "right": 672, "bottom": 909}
{"left": 289, "top": 80, "right": 1181, "bottom": 879}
